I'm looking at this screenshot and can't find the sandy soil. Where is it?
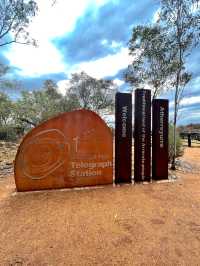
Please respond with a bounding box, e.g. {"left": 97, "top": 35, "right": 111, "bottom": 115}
{"left": 0, "top": 144, "right": 200, "bottom": 265}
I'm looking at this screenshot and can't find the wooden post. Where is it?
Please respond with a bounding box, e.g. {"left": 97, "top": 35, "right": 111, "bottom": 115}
{"left": 134, "top": 89, "right": 151, "bottom": 182}
{"left": 188, "top": 134, "right": 192, "bottom": 147}
{"left": 115, "top": 92, "right": 132, "bottom": 184}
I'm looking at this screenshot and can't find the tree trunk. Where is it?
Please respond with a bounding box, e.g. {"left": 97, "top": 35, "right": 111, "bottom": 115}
{"left": 20, "top": 118, "right": 36, "bottom": 127}
{"left": 171, "top": 8, "right": 182, "bottom": 170}
{"left": 171, "top": 108, "right": 177, "bottom": 170}
{"left": 152, "top": 86, "right": 158, "bottom": 101}
{"left": 171, "top": 70, "right": 180, "bottom": 170}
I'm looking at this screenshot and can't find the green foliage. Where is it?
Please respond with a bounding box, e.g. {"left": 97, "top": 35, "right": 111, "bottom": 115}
{"left": 168, "top": 124, "right": 183, "bottom": 162}
{"left": 0, "top": 125, "right": 19, "bottom": 141}
{"left": 160, "top": 0, "right": 200, "bottom": 168}
{"left": 0, "top": 92, "right": 14, "bottom": 126}
{"left": 0, "top": 62, "right": 22, "bottom": 92}
{"left": 0, "top": 0, "right": 38, "bottom": 47}
{"left": 126, "top": 0, "right": 200, "bottom": 168}
{"left": 126, "top": 0, "right": 199, "bottom": 102}
{"left": 0, "top": 63, "right": 9, "bottom": 78}
{"left": 59, "top": 94, "right": 81, "bottom": 113}
{"left": 0, "top": 73, "right": 115, "bottom": 137}
{"left": 68, "top": 72, "right": 115, "bottom": 113}
{"left": 160, "top": 0, "right": 200, "bottom": 49}
{"left": 0, "top": 63, "right": 11, "bottom": 91}
{"left": 15, "top": 87, "right": 59, "bottom": 127}
{"left": 159, "top": 0, "right": 199, "bottom": 99}
{"left": 0, "top": 92, "right": 23, "bottom": 140}
{"left": 125, "top": 25, "right": 176, "bottom": 98}
{"left": 13, "top": 79, "right": 81, "bottom": 129}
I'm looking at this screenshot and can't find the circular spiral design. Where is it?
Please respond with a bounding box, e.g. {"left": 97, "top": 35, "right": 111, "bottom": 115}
{"left": 20, "top": 129, "right": 69, "bottom": 180}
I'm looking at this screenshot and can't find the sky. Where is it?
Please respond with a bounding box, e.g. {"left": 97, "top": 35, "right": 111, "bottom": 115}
{"left": 1, "top": 0, "right": 200, "bottom": 125}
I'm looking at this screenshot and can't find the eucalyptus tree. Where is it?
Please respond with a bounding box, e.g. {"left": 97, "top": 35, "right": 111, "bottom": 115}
{"left": 14, "top": 81, "right": 62, "bottom": 128}
{"left": 0, "top": 92, "right": 13, "bottom": 126}
{"left": 160, "top": 0, "right": 200, "bottom": 169}
{"left": 0, "top": 0, "right": 57, "bottom": 47}
{"left": 0, "top": 63, "right": 9, "bottom": 90}
{"left": 68, "top": 72, "right": 115, "bottom": 113}
{"left": 0, "top": 63, "right": 22, "bottom": 92}
{"left": 0, "top": 0, "right": 38, "bottom": 47}
{"left": 14, "top": 80, "right": 81, "bottom": 129}
{"left": 125, "top": 25, "right": 176, "bottom": 99}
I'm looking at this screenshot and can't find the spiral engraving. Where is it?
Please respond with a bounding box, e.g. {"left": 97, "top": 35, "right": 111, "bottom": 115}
{"left": 20, "top": 129, "right": 69, "bottom": 180}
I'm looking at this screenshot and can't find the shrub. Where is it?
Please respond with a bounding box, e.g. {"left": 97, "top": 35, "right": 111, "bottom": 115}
{"left": 0, "top": 126, "right": 18, "bottom": 141}
{"left": 168, "top": 124, "right": 184, "bottom": 162}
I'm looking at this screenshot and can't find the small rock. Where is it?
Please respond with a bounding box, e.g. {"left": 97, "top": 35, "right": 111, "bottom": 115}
{"left": 2, "top": 165, "right": 12, "bottom": 170}
{"left": 169, "top": 174, "right": 177, "bottom": 180}
{"left": 6, "top": 162, "right": 13, "bottom": 166}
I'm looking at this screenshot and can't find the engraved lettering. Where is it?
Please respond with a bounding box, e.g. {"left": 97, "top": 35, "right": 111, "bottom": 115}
{"left": 122, "top": 106, "right": 128, "bottom": 138}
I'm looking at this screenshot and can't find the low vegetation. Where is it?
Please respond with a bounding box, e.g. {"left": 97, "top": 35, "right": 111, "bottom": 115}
{"left": 0, "top": 74, "right": 115, "bottom": 141}
{"left": 169, "top": 124, "right": 183, "bottom": 162}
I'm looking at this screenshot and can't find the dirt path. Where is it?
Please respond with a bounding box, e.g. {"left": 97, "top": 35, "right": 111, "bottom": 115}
{"left": 0, "top": 145, "right": 200, "bottom": 265}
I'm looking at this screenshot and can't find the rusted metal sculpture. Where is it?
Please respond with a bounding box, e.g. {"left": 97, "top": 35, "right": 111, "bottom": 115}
{"left": 134, "top": 89, "right": 151, "bottom": 182}
{"left": 14, "top": 110, "right": 113, "bottom": 191}
{"left": 115, "top": 92, "right": 132, "bottom": 184}
{"left": 152, "top": 99, "right": 169, "bottom": 180}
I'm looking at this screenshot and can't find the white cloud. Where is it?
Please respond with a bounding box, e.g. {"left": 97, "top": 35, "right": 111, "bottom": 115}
{"left": 169, "top": 96, "right": 200, "bottom": 108}
{"left": 69, "top": 47, "right": 133, "bottom": 79}
{"left": 152, "top": 8, "right": 160, "bottom": 23}
{"left": 187, "top": 76, "right": 200, "bottom": 93}
{"left": 191, "top": 2, "right": 200, "bottom": 13}
{"left": 101, "top": 40, "right": 122, "bottom": 49}
{"left": 113, "top": 78, "right": 124, "bottom": 87}
{"left": 181, "top": 96, "right": 200, "bottom": 106}
{"left": 95, "top": 0, "right": 110, "bottom": 6}
{"left": 101, "top": 39, "right": 108, "bottom": 45}
{"left": 191, "top": 111, "right": 200, "bottom": 117}
{"left": 53, "top": 45, "right": 135, "bottom": 94}
{"left": 30, "top": 0, "right": 110, "bottom": 40}
{"left": 5, "top": 41, "right": 65, "bottom": 77}
{"left": 3, "top": 0, "right": 112, "bottom": 77}
{"left": 110, "top": 41, "right": 122, "bottom": 49}
{"left": 57, "top": 79, "right": 71, "bottom": 95}
{"left": 3, "top": 0, "right": 139, "bottom": 81}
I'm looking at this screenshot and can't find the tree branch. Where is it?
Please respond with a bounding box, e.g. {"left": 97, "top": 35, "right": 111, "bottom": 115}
{"left": 20, "top": 118, "right": 36, "bottom": 127}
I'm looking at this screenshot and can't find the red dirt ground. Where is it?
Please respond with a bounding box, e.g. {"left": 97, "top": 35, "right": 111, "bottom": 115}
{"left": 0, "top": 144, "right": 200, "bottom": 265}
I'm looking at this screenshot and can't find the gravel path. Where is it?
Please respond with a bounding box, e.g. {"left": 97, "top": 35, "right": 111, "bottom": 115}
{"left": 0, "top": 144, "right": 200, "bottom": 265}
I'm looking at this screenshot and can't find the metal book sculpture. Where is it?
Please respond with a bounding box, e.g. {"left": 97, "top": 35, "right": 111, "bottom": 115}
{"left": 14, "top": 110, "right": 113, "bottom": 191}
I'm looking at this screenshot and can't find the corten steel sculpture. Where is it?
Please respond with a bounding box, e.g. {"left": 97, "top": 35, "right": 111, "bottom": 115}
{"left": 115, "top": 92, "right": 132, "bottom": 184}
{"left": 134, "top": 89, "right": 151, "bottom": 182}
{"left": 152, "top": 99, "right": 169, "bottom": 180}
{"left": 14, "top": 110, "right": 113, "bottom": 191}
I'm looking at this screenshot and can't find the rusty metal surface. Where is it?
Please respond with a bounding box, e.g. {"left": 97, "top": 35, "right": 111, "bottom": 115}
{"left": 14, "top": 110, "right": 113, "bottom": 191}
{"left": 134, "top": 89, "right": 151, "bottom": 182}
{"left": 115, "top": 92, "right": 132, "bottom": 184}
{"left": 152, "top": 99, "right": 168, "bottom": 180}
